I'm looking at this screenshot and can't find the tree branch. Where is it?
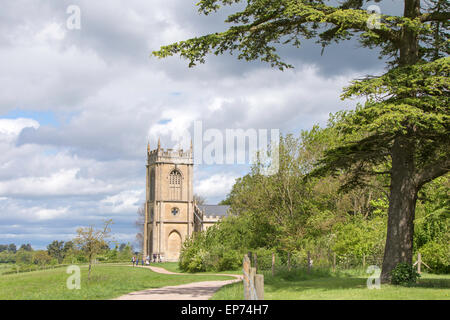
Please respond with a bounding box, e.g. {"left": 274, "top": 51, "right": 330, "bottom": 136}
{"left": 416, "top": 156, "right": 450, "bottom": 188}
{"left": 420, "top": 11, "right": 450, "bottom": 22}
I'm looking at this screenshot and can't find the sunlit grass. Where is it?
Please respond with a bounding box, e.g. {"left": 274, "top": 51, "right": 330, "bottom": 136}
{"left": 211, "top": 268, "right": 450, "bottom": 300}
{"left": 0, "top": 264, "right": 233, "bottom": 300}
{"left": 151, "top": 262, "right": 241, "bottom": 275}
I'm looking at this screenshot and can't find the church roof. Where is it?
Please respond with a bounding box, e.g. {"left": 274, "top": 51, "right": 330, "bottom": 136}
{"left": 197, "top": 205, "right": 230, "bottom": 217}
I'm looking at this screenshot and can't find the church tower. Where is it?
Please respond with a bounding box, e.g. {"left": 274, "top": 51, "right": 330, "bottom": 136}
{"left": 143, "top": 139, "right": 194, "bottom": 261}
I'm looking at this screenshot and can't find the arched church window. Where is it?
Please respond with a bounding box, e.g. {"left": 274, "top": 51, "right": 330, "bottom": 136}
{"left": 169, "top": 169, "right": 182, "bottom": 200}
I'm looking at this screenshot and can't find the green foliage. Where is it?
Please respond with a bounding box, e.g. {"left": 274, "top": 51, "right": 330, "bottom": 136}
{"left": 420, "top": 241, "right": 450, "bottom": 274}
{"left": 32, "top": 251, "right": 52, "bottom": 267}
{"left": 332, "top": 215, "right": 386, "bottom": 266}
{"left": 0, "top": 251, "right": 16, "bottom": 263}
{"left": 47, "top": 240, "right": 65, "bottom": 264}
{"left": 391, "top": 263, "right": 421, "bottom": 286}
{"left": 118, "top": 243, "right": 133, "bottom": 261}
{"left": 15, "top": 249, "right": 33, "bottom": 265}
{"left": 179, "top": 227, "right": 243, "bottom": 272}
{"left": 19, "top": 244, "right": 33, "bottom": 251}
{"left": 179, "top": 235, "right": 209, "bottom": 272}
{"left": 180, "top": 128, "right": 406, "bottom": 272}
{"left": 152, "top": 0, "right": 435, "bottom": 70}
{"left": 414, "top": 175, "right": 449, "bottom": 249}
{"left": 8, "top": 244, "right": 16, "bottom": 254}
{"left": 251, "top": 248, "right": 283, "bottom": 270}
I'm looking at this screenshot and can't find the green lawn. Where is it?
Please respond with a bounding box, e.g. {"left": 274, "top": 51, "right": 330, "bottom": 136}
{"left": 151, "top": 262, "right": 241, "bottom": 275}
{"left": 211, "top": 269, "right": 450, "bottom": 300}
{"left": 151, "top": 262, "right": 181, "bottom": 273}
{"left": 0, "top": 264, "right": 233, "bottom": 300}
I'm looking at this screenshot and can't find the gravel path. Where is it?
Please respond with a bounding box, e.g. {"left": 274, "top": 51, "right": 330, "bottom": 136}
{"left": 115, "top": 266, "right": 242, "bottom": 300}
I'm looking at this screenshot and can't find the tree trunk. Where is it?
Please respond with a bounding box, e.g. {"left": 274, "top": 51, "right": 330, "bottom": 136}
{"left": 380, "top": 136, "right": 418, "bottom": 282}
{"left": 380, "top": 0, "right": 421, "bottom": 283}
{"left": 88, "top": 254, "right": 92, "bottom": 281}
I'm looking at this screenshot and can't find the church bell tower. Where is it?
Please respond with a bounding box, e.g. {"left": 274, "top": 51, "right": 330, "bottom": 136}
{"left": 143, "top": 139, "right": 194, "bottom": 262}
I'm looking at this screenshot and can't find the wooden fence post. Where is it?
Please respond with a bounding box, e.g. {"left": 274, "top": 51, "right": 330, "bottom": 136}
{"left": 243, "top": 255, "right": 264, "bottom": 300}
{"left": 413, "top": 252, "right": 432, "bottom": 274}
{"left": 253, "top": 253, "right": 258, "bottom": 273}
{"left": 307, "top": 251, "right": 311, "bottom": 274}
{"left": 255, "top": 274, "right": 264, "bottom": 300}
{"left": 272, "top": 252, "right": 275, "bottom": 276}
{"left": 288, "top": 252, "right": 291, "bottom": 271}
{"left": 417, "top": 252, "right": 422, "bottom": 274}
{"left": 333, "top": 252, "right": 336, "bottom": 273}
{"left": 243, "top": 255, "right": 251, "bottom": 299}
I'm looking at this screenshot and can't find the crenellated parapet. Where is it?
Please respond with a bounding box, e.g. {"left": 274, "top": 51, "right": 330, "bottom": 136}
{"left": 203, "top": 215, "right": 222, "bottom": 222}
{"left": 147, "top": 147, "right": 193, "bottom": 165}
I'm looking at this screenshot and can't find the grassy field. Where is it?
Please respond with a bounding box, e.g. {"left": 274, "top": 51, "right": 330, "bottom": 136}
{"left": 0, "top": 264, "right": 233, "bottom": 300}
{"left": 3, "top": 262, "right": 448, "bottom": 300}
{"left": 151, "top": 262, "right": 241, "bottom": 275}
{"left": 211, "top": 268, "right": 450, "bottom": 300}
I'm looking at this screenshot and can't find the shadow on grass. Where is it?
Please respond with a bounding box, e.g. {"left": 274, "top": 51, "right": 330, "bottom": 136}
{"left": 259, "top": 267, "right": 367, "bottom": 293}
{"left": 263, "top": 267, "right": 450, "bottom": 292}
{"left": 414, "top": 278, "right": 450, "bottom": 289}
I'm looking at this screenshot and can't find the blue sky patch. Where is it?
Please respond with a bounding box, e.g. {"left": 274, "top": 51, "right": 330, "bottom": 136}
{"left": 1, "top": 109, "right": 59, "bottom": 127}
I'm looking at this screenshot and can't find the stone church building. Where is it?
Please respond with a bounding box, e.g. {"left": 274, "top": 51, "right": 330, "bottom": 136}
{"left": 143, "top": 140, "right": 230, "bottom": 261}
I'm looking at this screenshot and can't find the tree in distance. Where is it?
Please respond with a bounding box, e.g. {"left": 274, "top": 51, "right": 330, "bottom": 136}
{"left": 74, "top": 219, "right": 114, "bottom": 280}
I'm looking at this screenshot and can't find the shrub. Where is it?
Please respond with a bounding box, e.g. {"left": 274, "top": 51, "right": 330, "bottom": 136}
{"left": 179, "top": 236, "right": 207, "bottom": 272}
{"left": 217, "top": 250, "right": 242, "bottom": 271}
{"left": 419, "top": 241, "right": 450, "bottom": 274}
{"left": 252, "top": 248, "right": 283, "bottom": 270}
{"left": 390, "top": 263, "right": 420, "bottom": 286}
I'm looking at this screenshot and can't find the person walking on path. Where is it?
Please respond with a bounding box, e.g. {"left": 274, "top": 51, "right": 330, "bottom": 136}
{"left": 132, "top": 256, "right": 136, "bottom": 267}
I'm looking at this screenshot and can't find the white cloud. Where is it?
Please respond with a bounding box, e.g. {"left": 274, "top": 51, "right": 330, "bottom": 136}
{"left": 0, "top": 118, "right": 39, "bottom": 143}
{"left": 35, "top": 22, "right": 66, "bottom": 43}
{"left": 101, "top": 190, "right": 143, "bottom": 214}
{"left": 34, "top": 207, "right": 68, "bottom": 220}
{"left": 0, "top": 168, "right": 117, "bottom": 197}
{"left": 195, "top": 172, "right": 239, "bottom": 200}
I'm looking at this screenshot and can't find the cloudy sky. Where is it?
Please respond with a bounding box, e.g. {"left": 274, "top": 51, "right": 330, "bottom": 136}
{"left": 0, "top": 0, "right": 401, "bottom": 249}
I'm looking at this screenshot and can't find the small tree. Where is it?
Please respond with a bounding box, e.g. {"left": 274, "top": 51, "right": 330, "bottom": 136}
{"left": 15, "top": 249, "right": 33, "bottom": 265}
{"left": 74, "top": 219, "right": 113, "bottom": 280}
{"left": 33, "top": 251, "right": 52, "bottom": 268}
